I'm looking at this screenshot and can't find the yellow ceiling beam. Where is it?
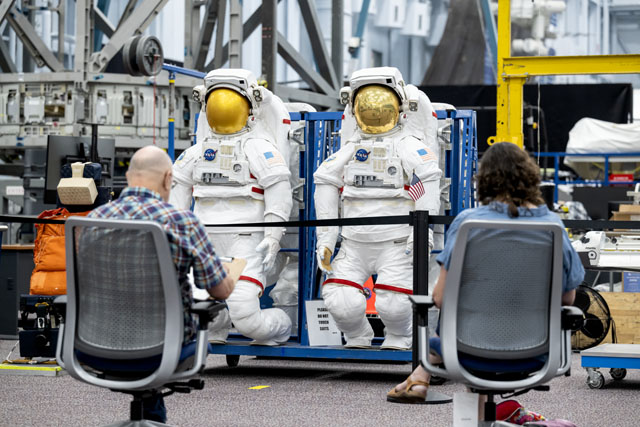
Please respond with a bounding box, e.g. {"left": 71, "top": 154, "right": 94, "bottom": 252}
{"left": 503, "top": 54, "right": 640, "bottom": 77}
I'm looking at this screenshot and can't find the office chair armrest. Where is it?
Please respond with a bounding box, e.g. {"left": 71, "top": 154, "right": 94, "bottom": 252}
{"left": 561, "top": 305, "right": 584, "bottom": 331}
{"left": 409, "top": 295, "right": 435, "bottom": 317}
{"left": 191, "top": 300, "right": 226, "bottom": 330}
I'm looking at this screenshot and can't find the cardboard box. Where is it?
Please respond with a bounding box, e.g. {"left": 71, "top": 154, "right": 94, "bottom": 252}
{"left": 610, "top": 204, "right": 640, "bottom": 230}
{"left": 617, "top": 205, "right": 640, "bottom": 214}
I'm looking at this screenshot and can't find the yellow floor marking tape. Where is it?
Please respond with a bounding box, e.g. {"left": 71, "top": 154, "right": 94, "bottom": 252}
{"left": 0, "top": 364, "right": 62, "bottom": 372}
{"left": 248, "top": 385, "right": 271, "bottom": 390}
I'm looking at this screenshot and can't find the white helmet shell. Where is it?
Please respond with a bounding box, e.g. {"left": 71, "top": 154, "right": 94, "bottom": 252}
{"left": 203, "top": 68, "right": 265, "bottom": 112}
{"left": 344, "top": 67, "right": 407, "bottom": 107}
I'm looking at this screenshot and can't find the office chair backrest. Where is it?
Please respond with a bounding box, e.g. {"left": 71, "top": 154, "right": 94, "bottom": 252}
{"left": 65, "top": 217, "right": 183, "bottom": 361}
{"left": 439, "top": 220, "right": 564, "bottom": 384}
{"left": 456, "top": 226, "right": 553, "bottom": 359}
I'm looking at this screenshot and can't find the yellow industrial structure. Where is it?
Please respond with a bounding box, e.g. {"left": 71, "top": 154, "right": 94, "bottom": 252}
{"left": 491, "top": 0, "right": 640, "bottom": 148}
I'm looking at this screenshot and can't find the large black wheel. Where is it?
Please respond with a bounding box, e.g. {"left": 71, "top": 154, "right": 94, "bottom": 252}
{"left": 587, "top": 371, "right": 605, "bottom": 389}
{"left": 610, "top": 368, "right": 627, "bottom": 381}
{"left": 226, "top": 355, "right": 240, "bottom": 368}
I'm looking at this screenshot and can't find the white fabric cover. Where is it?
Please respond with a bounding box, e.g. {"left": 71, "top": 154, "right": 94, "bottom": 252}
{"left": 566, "top": 118, "right": 640, "bottom": 154}
{"left": 565, "top": 118, "right": 640, "bottom": 179}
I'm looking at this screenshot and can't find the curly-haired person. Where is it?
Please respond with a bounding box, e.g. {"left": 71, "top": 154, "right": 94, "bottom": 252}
{"left": 387, "top": 142, "right": 584, "bottom": 405}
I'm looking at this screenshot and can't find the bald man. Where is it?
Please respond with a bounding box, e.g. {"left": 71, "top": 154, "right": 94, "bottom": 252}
{"left": 87, "top": 145, "right": 234, "bottom": 423}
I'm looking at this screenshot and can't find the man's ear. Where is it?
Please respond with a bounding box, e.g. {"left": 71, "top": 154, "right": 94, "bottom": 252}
{"left": 164, "top": 170, "right": 172, "bottom": 191}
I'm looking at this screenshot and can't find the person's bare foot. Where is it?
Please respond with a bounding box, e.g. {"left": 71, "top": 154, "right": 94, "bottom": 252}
{"left": 392, "top": 375, "right": 428, "bottom": 396}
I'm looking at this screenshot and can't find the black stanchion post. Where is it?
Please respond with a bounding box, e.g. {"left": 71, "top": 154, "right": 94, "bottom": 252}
{"left": 412, "top": 210, "right": 429, "bottom": 369}
{"left": 90, "top": 124, "right": 99, "bottom": 163}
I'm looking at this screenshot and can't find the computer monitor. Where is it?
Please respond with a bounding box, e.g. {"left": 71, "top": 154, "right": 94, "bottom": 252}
{"left": 44, "top": 135, "right": 115, "bottom": 204}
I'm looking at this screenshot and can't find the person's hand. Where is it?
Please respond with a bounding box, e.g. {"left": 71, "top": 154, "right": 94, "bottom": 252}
{"left": 317, "top": 246, "right": 333, "bottom": 273}
{"left": 256, "top": 236, "right": 280, "bottom": 273}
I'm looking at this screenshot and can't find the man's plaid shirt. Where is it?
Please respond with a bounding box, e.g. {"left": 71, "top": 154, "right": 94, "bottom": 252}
{"left": 88, "top": 186, "right": 227, "bottom": 341}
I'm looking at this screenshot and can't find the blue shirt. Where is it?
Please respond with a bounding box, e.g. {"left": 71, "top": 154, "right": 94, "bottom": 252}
{"left": 436, "top": 202, "right": 585, "bottom": 293}
{"left": 89, "top": 187, "right": 227, "bottom": 341}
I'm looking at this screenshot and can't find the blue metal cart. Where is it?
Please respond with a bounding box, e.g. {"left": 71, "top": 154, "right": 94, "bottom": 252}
{"left": 581, "top": 344, "right": 640, "bottom": 389}
{"left": 208, "top": 110, "right": 478, "bottom": 366}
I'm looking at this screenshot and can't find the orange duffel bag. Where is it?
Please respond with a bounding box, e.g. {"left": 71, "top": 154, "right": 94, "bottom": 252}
{"left": 30, "top": 208, "right": 90, "bottom": 295}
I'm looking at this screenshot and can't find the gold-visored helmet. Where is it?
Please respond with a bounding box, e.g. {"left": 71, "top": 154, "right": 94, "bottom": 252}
{"left": 353, "top": 84, "right": 400, "bottom": 134}
{"left": 206, "top": 88, "right": 250, "bottom": 134}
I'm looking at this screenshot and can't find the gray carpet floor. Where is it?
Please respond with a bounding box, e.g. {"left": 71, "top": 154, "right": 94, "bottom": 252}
{"left": 1, "top": 339, "right": 637, "bottom": 427}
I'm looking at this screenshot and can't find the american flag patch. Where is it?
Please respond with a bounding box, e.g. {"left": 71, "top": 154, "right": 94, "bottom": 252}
{"left": 264, "top": 151, "right": 285, "bottom": 166}
{"left": 408, "top": 173, "right": 425, "bottom": 201}
{"left": 417, "top": 148, "right": 436, "bottom": 163}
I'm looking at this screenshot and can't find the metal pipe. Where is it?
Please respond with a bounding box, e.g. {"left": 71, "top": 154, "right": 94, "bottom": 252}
{"left": 168, "top": 71, "right": 175, "bottom": 161}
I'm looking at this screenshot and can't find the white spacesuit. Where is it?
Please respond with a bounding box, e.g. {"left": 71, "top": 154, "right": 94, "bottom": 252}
{"left": 313, "top": 67, "right": 442, "bottom": 349}
{"left": 171, "top": 69, "right": 294, "bottom": 345}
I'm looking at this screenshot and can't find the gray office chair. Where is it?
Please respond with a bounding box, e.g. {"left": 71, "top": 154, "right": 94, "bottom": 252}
{"left": 411, "top": 220, "right": 583, "bottom": 425}
{"left": 55, "top": 217, "right": 224, "bottom": 427}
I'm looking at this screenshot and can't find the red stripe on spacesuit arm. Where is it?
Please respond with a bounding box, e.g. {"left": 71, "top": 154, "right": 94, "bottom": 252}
{"left": 251, "top": 187, "right": 265, "bottom": 195}
{"left": 238, "top": 275, "right": 264, "bottom": 291}
{"left": 322, "top": 278, "right": 364, "bottom": 292}
{"left": 374, "top": 284, "right": 413, "bottom": 295}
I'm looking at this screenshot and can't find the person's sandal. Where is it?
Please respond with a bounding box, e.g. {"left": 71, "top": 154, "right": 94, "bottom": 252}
{"left": 386, "top": 376, "right": 429, "bottom": 404}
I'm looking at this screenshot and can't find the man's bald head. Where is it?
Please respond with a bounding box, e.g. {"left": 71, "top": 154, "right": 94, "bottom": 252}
{"left": 129, "top": 145, "right": 172, "bottom": 175}
{"left": 126, "top": 146, "right": 174, "bottom": 201}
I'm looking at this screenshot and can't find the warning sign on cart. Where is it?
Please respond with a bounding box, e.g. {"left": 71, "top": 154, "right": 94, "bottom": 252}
{"left": 305, "top": 300, "right": 342, "bottom": 346}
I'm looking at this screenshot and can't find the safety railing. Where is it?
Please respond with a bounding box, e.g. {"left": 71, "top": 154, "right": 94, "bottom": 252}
{"left": 538, "top": 151, "right": 640, "bottom": 202}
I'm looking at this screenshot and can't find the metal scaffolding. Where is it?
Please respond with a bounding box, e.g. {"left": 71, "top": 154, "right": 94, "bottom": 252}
{"left": 0, "top": 0, "right": 343, "bottom": 110}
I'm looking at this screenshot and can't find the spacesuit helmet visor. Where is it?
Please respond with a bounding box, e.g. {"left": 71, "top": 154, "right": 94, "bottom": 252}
{"left": 353, "top": 84, "right": 400, "bottom": 134}
{"left": 206, "top": 88, "right": 250, "bottom": 134}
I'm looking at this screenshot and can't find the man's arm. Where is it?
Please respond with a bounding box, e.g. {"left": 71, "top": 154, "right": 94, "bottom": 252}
{"left": 188, "top": 213, "right": 234, "bottom": 298}
{"left": 562, "top": 289, "right": 576, "bottom": 306}
{"left": 432, "top": 266, "right": 447, "bottom": 308}
{"left": 207, "top": 267, "right": 235, "bottom": 299}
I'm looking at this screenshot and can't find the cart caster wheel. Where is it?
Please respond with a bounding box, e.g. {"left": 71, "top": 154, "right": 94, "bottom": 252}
{"left": 587, "top": 371, "right": 605, "bottom": 389}
{"left": 226, "top": 355, "right": 240, "bottom": 368}
{"left": 610, "top": 368, "right": 627, "bottom": 381}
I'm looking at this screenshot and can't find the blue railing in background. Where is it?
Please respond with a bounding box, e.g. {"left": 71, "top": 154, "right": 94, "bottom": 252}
{"left": 537, "top": 152, "right": 640, "bottom": 202}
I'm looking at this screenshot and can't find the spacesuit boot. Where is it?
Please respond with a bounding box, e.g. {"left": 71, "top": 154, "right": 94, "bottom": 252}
{"left": 226, "top": 281, "right": 292, "bottom": 346}
{"left": 322, "top": 284, "right": 374, "bottom": 348}
{"left": 207, "top": 307, "right": 231, "bottom": 344}
{"left": 269, "top": 257, "right": 299, "bottom": 335}
{"left": 375, "top": 289, "right": 413, "bottom": 350}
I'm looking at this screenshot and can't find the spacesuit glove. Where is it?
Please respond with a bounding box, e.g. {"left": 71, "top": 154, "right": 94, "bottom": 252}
{"left": 256, "top": 236, "right": 280, "bottom": 273}
{"left": 405, "top": 228, "right": 434, "bottom": 256}
{"left": 316, "top": 246, "right": 334, "bottom": 273}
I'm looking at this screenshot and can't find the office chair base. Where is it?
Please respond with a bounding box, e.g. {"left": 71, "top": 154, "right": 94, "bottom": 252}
{"left": 424, "top": 390, "right": 453, "bottom": 404}
{"left": 106, "top": 420, "right": 170, "bottom": 427}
